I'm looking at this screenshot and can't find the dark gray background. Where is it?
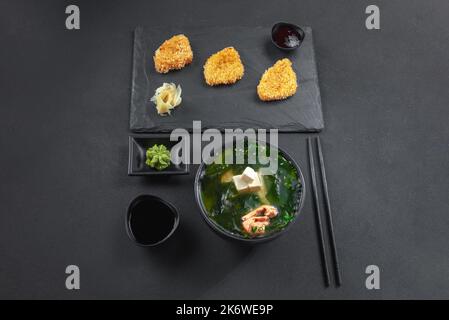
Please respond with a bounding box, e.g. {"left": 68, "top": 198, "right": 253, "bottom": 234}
{"left": 1, "top": 0, "right": 448, "bottom": 299}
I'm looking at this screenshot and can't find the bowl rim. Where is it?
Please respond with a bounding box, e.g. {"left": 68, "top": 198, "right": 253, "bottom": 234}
{"left": 194, "top": 140, "right": 306, "bottom": 243}
{"left": 271, "top": 22, "right": 305, "bottom": 51}
{"left": 125, "top": 194, "right": 180, "bottom": 247}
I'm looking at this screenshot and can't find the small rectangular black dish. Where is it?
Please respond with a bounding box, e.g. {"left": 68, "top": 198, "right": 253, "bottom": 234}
{"left": 128, "top": 135, "right": 190, "bottom": 176}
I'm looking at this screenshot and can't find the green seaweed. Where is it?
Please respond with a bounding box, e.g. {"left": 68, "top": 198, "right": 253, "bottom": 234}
{"left": 200, "top": 142, "right": 302, "bottom": 237}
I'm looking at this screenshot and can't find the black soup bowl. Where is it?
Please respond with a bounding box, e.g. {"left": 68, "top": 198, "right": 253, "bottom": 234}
{"left": 194, "top": 141, "right": 306, "bottom": 243}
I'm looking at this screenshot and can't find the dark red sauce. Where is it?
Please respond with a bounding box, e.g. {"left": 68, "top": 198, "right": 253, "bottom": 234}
{"left": 272, "top": 24, "right": 303, "bottom": 49}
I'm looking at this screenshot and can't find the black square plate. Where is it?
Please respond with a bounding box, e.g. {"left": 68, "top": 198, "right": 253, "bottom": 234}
{"left": 130, "top": 25, "right": 323, "bottom": 133}
{"left": 128, "top": 135, "right": 190, "bottom": 176}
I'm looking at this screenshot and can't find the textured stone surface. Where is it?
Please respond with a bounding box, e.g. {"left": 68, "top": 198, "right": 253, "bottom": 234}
{"left": 130, "top": 26, "right": 323, "bottom": 132}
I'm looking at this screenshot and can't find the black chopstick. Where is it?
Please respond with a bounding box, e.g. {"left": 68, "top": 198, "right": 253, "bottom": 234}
{"left": 316, "top": 137, "right": 342, "bottom": 287}
{"left": 307, "top": 137, "right": 330, "bottom": 287}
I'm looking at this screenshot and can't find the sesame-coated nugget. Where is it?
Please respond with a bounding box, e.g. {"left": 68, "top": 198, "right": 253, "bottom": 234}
{"left": 203, "top": 47, "right": 244, "bottom": 86}
{"left": 257, "top": 58, "right": 298, "bottom": 101}
{"left": 153, "top": 34, "right": 193, "bottom": 74}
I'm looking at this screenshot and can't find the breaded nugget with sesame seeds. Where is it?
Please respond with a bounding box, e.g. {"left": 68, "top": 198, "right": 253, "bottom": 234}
{"left": 257, "top": 58, "right": 298, "bottom": 101}
{"left": 153, "top": 34, "right": 193, "bottom": 74}
{"left": 203, "top": 47, "right": 244, "bottom": 86}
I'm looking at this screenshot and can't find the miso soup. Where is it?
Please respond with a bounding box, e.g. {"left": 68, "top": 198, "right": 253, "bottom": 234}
{"left": 198, "top": 142, "right": 303, "bottom": 238}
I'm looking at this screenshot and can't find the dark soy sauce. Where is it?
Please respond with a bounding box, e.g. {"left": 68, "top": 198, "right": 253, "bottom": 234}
{"left": 128, "top": 195, "right": 177, "bottom": 246}
{"left": 272, "top": 24, "right": 304, "bottom": 49}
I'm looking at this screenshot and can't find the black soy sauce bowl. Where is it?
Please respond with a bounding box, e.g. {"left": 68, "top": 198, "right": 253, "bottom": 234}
{"left": 271, "top": 22, "right": 305, "bottom": 51}
{"left": 126, "top": 195, "right": 179, "bottom": 247}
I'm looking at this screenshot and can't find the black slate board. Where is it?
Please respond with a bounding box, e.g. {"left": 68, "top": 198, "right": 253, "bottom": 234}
{"left": 130, "top": 26, "right": 324, "bottom": 132}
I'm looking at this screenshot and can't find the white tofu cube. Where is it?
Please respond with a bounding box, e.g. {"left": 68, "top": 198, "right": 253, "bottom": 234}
{"left": 247, "top": 173, "right": 262, "bottom": 192}
{"left": 233, "top": 175, "right": 248, "bottom": 192}
{"left": 241, "top": 167, "right": 257, "bottom": 183}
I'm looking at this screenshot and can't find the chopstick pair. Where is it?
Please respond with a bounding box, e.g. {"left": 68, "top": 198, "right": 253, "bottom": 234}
{"left": 307, "top": 136, "right": 342, "bottom": 287}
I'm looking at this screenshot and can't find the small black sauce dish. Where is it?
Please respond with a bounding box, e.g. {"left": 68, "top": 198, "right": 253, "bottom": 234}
{"left": 128, "top": 135, "right": 189, "bottom": 176}
{"left": 126, "top": 195, "right": 179, "bottom": 247}
{"left": 271, "top": 22, "right": 305, "bottom": 51}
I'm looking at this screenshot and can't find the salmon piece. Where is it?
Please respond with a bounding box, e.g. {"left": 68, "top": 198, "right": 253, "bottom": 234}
{"left": 241, "top": 208, "right": 259, "bottom": 221}
{"left": 153, "top": 34, "right": 193, "bottom": 74}
{"left": 252, "top": 216, "right": 270, "bottom": 223}
{"left": 241, "top": 205, "right": 278, "bottom": 236}
{"left": 257, "top": 58, "right": 297, "bottom": 101}
{"left": 241, "top": 205, "right": 278, "bottom": 221}
{"left": 203, "top": 47, "right": 244, "bottom": 86}
{"left": 242, "top": 218, "right": 270, "bottom": 235}
{"left": 263, "top": 206, "right": 278, "bottom": 218}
